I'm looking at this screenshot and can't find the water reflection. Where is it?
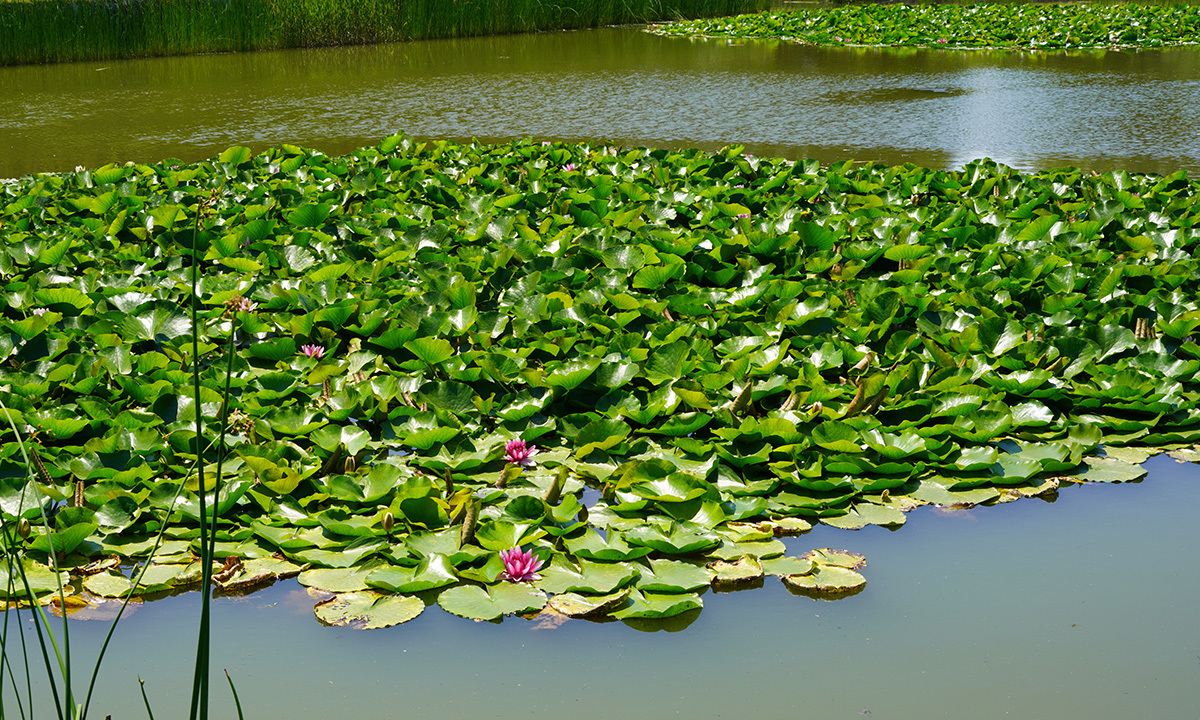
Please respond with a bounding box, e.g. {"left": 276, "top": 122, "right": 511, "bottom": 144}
{"left": 2, "top": 28, "right": 1200, "bottom": 176}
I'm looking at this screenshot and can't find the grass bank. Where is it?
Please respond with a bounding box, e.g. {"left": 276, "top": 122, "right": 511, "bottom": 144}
{"left": 653, "top": 2, "right": 1200, "bottom": 50}
{"left": 0, "top": 0, "right": 768, "bottom": 66}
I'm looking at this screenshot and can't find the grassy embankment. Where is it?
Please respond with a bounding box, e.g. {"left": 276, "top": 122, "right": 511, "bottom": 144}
{"left": 0, "top": 0, "right": 768, "bottom": 66}
{"left": 653, "top": 2, "right": 1200, "bottom": 50}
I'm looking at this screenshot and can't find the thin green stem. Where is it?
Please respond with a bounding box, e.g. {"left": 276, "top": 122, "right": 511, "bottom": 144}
{"left": 0, "top": 400, "right": 67, "bottom": 720}
{"left": 80, "top": 475, "right": 190, "bottom": 719}
{"left": 138, "top": 677, "right": 156, "bottom": 720}
{"left": 224, "top": 669, "right": 245, "bottom": 720}
{"left": 1, "top": 533, "right": 31, "bottom": 720}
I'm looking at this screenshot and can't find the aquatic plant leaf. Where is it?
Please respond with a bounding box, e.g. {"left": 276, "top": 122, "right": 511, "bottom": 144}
{"left": 537, "top": 558, "right": 638, "bottom": 595}
{"left": 803, "top": 548, "right": 866, "bottom": 570}
{"left": 546, "top": 589, "right": 630, "bottom": 617}
{"left": 0, "top": 560, "right": 69, "bottom": 597}
{"left": 611, "top": 589, "right": 702, "bottom": 619}
{"left": 820, "top": 503, "right": 906, "bottom": 529}
{"left": 1072, "top": 458, "right": 1147, "bottom": 484}
{"left": 298, "top": 560, "right": 390, "bottom": 593}
{"left": 287, "top": 203, "right": 332, "bottom": 228}
{"left": 405, "top": 338, "right": 455, "bottom": 366}
{"left": 366, "top": 554, "right": 457, "bottom": 593}
{"left": 782, "top": 566, "right": 866, "bottom": 594}
{"left": 474, "top": 521, "right": 545, "bottom": 551}
{"left": 709, "top": 555, "right": 763, "bottom": 584}
{"left": 636, "top": 558, "right": 712, "bottom": 593}
{"left": 707, "top": 538, "right": 786, "bottom": 560}
{"left": 811, "top": 421, "right": 862, "bottom": 452}
{"left": 760, "top": 556, "right": 816, "bottom": 577}
{"left": 314, "top": 591, "right": 424, "bottom": 629}
{"left": 437, "top": 583, "right": 547, "bottom": 620}
{"left": 625, "top": 523, "right": 721, "bottom": 555}
{"left": 247, "top": 337, "right": 297, "bottom": 362}
{"left": 565, "top": 529, "right": 653, "bottom": 562}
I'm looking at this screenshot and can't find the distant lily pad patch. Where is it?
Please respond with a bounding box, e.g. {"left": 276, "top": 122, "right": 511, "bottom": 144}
{"left": 1, "top": 133, "right": 1197, "bottom": 625}
{"left": 653, "top": 3, "right": 1200, "bottom": 50}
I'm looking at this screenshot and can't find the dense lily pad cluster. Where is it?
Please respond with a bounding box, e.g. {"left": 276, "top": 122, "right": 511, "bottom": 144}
{"left": 652, "top": 3, "right": 1200, "bottom": 50}
{"left": 0, "top": 135, "right": 1194, "bottom": 626}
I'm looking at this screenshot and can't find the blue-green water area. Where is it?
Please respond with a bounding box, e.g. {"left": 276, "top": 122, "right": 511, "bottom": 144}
{"left": 7, "top": 456, "right": 1196, "bottom": 719}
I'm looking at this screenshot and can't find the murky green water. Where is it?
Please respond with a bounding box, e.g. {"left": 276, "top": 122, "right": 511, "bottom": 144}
{"left": 3, "top": 27, "right": 1200, "bottom": 177}
{"left": 7, "top": 456, "right": 1196, "bottom": 719}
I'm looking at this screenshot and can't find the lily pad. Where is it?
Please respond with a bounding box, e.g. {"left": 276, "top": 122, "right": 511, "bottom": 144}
{"left": 1072, "top": 457, "right": 1148, "bottom": 484}
{"left": 636, "top": 558, "right": 712, "bottom": 593}
{"left": 546, "top": 589, "right": 630, "bottom": 617}
{"left": 314, "top": 591, "right": 424, "bottom": 629}
{"left": 611, "top": 589, "right": 702, "bottom": 619}
{"left": 437, "top": 583, "right": 547, "bottom": 621}
{"left": 708, "top": 555, "right": 763, "bottom": 584}
{"left": 782, "top": 566, "right": 866, "bottom": 594}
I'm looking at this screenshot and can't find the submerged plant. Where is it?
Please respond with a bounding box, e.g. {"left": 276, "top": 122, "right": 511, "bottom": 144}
{"left": 499, "top": 547, "right": 544, "bottom": 583}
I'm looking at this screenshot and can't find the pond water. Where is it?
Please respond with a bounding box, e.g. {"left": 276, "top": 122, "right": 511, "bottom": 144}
{"left": 2, "top": 26, "right": 1200, "bottom": 177}
{"left": 4, "top": 24, "right": 1200, "bottom": 720}
{"left": 5, "top": 455, "right": 1196, "bottom": 719}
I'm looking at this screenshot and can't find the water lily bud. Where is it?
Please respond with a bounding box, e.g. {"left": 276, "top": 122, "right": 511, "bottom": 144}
{"left": 496, "top": 464, "right": 521, "bottom": 489}
{"left": 460, "top": 498, "right": 479, "bottom": 546}
{"left": 545, "top": 466, "right": 568, "bottom": 506}
{"left": 382, "top": 512, "right": 395, "bottom": 535}
{"left": 16, "top": 518, "right": 31, "bottom": 539}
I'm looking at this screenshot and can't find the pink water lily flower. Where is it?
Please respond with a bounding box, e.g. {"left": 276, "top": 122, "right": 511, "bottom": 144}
{"left": 30, "top": 308, "right": 47, "bottom": 316}
{"left": 300, "top": 344, "right": 325, "bottom": 359}
{"left": 499, "top": 546, "right": 544, "bottom": 583}
{"left": 562, "top": 163, "right": 577, "bottom": 172}
{"left": 504, "top": 439, "right": 537, "bottom": 467}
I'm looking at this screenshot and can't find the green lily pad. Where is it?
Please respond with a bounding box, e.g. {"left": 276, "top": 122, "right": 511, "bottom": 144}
{"left": 709, "top": 555, "right": 763, "bottom": 584}
{"left": 314, "top": 591, "right": 424, "bottom": 629}
{"left": 365, "top": 554, "right": 457, "bottom": 593}
{"left": 636, "top": 558, "right": 712, "bottom": 593}
{"left": 565, "top": 529, "right": 653, "bottom": 562}
{"left": 546, "top": 589, "right": 630, "bottom": 617}
{"left": 1072, "top": 457, "right": 1148, "bottom": 484}
{"left": 624, "top": 522, "right": 721, "bottom": 555}
{"left": 611, "top": 589, "right": 702, "bottom": 619}
{"left": 820, "top": 503, "right": 907, "bottom": 530}
{"left": 298, "top": 560, "right": 390, "bottom": 593}
{"left": 0, "top": 560, "right": 70, "bottom": 597}
{"left": 537, "top": 558, "right": 638, "bottom": 595}
{"left": 760, "top": 555, "right": 816, "bottom": 577}
{"left": 437, "top": 583, "right": 547, "bottom": 620}
{"left": 782, "top": 566, "right": 866, "bottom": 594}
{"left": 803, "top": 548, "right": 866, "bottom": 570}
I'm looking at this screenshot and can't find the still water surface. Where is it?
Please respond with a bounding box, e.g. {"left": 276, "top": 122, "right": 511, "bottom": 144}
{"left": 10, "top": 456, "right": 1197, "bottom": 719}
{"left": 2, "top": 27, "right": 1200, "bottom": 177}
{"left": 3, "top": 26, "right": 1199, "bottom": 719}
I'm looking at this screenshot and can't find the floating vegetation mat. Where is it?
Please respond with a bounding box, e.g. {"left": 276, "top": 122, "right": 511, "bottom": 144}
{"left": 1, "top": 136, "right": 1198, "bottom": 627}
{"left": 652, "top": 3, "right": 1200, "bottom": 50}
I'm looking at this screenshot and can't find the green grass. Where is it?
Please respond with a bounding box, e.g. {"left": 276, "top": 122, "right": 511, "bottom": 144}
{"left": 0, "top": 0, "right": 769, "bottom": 65}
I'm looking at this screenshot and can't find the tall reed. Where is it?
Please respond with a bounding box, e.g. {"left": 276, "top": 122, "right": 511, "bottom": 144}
{"left": 0, "top": 0, "right": 769, "bottom": 66}
{"left": 0, "top": 171, "right": 241, "bottom": 718}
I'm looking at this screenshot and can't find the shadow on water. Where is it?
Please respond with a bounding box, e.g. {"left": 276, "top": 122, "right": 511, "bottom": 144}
{"left": 3, "top": 27, "right": 1200, "bottom": 176}
{"left": 7, "top": 456, "right": 1197, "bottom": 719}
